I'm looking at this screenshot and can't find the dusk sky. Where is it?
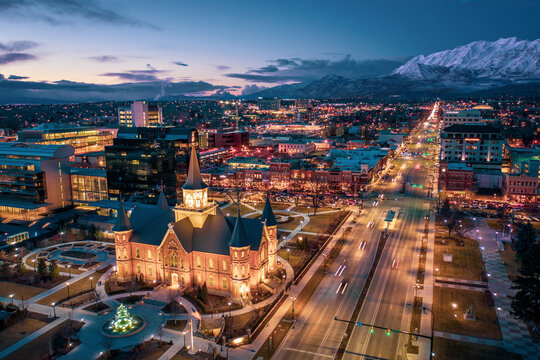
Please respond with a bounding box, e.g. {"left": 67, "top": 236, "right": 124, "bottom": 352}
{"left": 0, "top": 0, "right": 539, "bottom": 101}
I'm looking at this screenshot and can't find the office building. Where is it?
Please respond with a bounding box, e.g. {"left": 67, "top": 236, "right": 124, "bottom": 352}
{"left": 17, "top": 123, "right": 114, "bottom": 155}
{"left": 70, "top": 166, "right": 108, "bottom": 204}
{"left": 105, "top": 127, "right": 197, "bottom": 201}
{"left": 0, "top": 142, "right": 74, "bottom": 219}
{"left": 118, "top": 101, "right": 163, "bottom": 127}
{"left": 207, "top": 129, "right": 249, "bottom": 150}
{"left": 442, "top": 109, "right": 495, "bottom": 129}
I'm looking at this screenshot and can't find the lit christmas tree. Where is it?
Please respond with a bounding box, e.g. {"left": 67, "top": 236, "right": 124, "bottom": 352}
{"left": 111, "top": 303, "right": 134, "bottom": 332}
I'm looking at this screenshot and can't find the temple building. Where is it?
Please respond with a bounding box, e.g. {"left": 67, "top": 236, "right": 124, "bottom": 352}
{"left": 112, "top": 146, "right": 278, "bottom": 300}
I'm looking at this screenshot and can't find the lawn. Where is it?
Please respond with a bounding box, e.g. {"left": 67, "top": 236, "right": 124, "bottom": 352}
{"left": 37, "top": 274, "right": 96, "bottom": 306}
{"left": 302, "top": 211, "right": 347, "bottom": 234}
{"left": 277, "top": 248, "right": 311, "bottom": 276}
{"left": 0, "top": 281, "right": 46, "bottom": 301}
{"left": 277, "top": 216, "right": 303, "bottom": 231}
{"left": 434, "top": 231, "right": 484, "bottom": 281}
{"left": 100, "top": 339, "right": 171, "bottom": 360}
{"left": 4, "top": 319, "right": 82, "bottom": 360}
{"left": 500, "top": 243, "right": 520, "bottom": 282}
{"left": 433, "top": 337, "right": 522, "bottom": 360}
{"left": 0, "top": 316, "right": 49, "bottom": 351}
{"left": 433, "top": 287, "right": 501, "bottom": 340}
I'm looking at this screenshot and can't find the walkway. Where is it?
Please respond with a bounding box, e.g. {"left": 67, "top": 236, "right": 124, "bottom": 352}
{"left": 474, "top": 218, "right": 540, "bottom": 360}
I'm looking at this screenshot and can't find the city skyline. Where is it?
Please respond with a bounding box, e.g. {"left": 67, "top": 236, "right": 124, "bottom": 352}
{"left": 0, "top": 0, "right": 539, "bottom": 101}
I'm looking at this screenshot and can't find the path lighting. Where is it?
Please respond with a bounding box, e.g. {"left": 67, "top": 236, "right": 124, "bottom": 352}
{"left": 228, "top": 302, "right": 232, "bottom": 317}
{"left": 290, "top": 296, "right": 296, "bottom": 320}
{"left": 90, "top": 276, "right": 94, "bottom": 291}
{"left": 9, "top": 294, "right": 14, "bottom": 305}
{"left": 52, "top": 302, "right": 56, "bottom": 317}
{"left": 66, "top": 282, "right": 71, "bottom": 299}
{"left": 287, "top": 248, "right": 290, "bottom": 262}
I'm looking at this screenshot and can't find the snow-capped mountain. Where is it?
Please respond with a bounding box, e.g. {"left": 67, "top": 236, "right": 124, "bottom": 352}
{"left": 393, "top": 37, "right": 540, "bottom": 81}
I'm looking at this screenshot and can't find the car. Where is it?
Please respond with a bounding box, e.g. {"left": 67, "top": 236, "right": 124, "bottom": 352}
{"left": 336, "top": 279, "right": 349, "bottom": 295}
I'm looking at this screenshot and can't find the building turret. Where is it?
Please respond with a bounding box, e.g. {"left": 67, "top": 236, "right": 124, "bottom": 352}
{"left": 229, "top": 216, "right": 251, "bottom": 298}
{"left": 157, "top": 188, "right": 169, "bottom": 210}
{"left": 175, "top": 145, "right": 217, "bottom": 226}
{"left": 113, "top": 201, "right": 133, "bottom": 282}
{"left": 261, "top": 197, "right": 278, "bottom": 272}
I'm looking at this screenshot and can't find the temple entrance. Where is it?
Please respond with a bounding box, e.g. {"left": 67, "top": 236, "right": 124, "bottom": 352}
{"left": 171, "top": 273, "right": 179, "bottom": 287}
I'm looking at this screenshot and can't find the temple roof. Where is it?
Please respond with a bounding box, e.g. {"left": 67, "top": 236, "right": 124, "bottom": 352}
{"left": 229, "top": 216, "right": 251, "bottom": 248}
{"left": 182, "top": 146, "right": 208, "bottom": 190}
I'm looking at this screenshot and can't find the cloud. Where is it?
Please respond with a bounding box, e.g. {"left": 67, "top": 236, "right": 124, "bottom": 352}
{"left": 0, "top": 76, "right": 237, "bottom": 103}
{"left": 87, "top": 55, "right": 119, "bottom": 62}
{"left": 227, "top": 55, "right": 409, "bottom": 84}
{"left": 173, "top": 61, "right": 188, "bottom": 67}
{"left": 241, "top": 84, "right": 267, "bottom": 96}
{"left": 0, "top": 0, "right": 160, "bottom": 30}
{"left": 7, "top": 75, "right": 29, "bottom": 80}
{"left": 0, "top": 40, "right": 39, "bottom": 52}
{"left": 101, "top": 69, "right": 165, "bottom": 82}
{"left": 0, "top": 53, "right": 37, "bottom": 65}
{"left": 215, "top": 65, "right": 231, "bottom": 71}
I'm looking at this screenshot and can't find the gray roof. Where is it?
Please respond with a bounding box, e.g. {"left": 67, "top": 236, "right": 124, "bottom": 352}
{"left": 0, "top": 142, "right": 74, "bottom": 159}
{"left": 127, "top": 206, "right": 264, "bottom": 254}
{"left": 183, "top": 146, "right": 208, "bottom": 190}
{"left": 229, "top": 216, "right": 250, "bottom": 248}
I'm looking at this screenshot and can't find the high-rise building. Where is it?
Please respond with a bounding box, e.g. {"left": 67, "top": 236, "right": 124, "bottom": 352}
{"left": 0, "top": 142, "right": 74, "bottom": 219}
{"left": 442, "top": 109, "right": 495, "bottom": 129}
{"left": 17, "top": 124, "right": 114, "bottom": 155}
{"left": 105, "top": 127, "right": 197, "bottom": 201}
{"left": 257, "top": 98, "right": 281, "bottom": 111}
{"left": 440, "top": 124, "right": 503, "bottom": 169}
{"left": 118, "top": 101, "right": 163, "bottom": 127}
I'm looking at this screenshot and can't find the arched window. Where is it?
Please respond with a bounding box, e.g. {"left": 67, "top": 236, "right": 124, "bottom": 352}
{"left": 209, "top": 277, "right": 214, "bottom": 287}
{"left": 148, "top": 267, "right": 152, "bottom": 276}
{"left": 194, "top": 192, "right": 201, "bottom": 208}
{"left": 181, "top": 275, "right": 185, "bottom": 285}
{"left": 241, "top": 265, "right": 245, "bottom": 275}
{"left": 222, "top": 260, "right": 227, "bottom": 271}
{"left": 185, "top": 194, "right": 194, "bottom": 208}
{"left": 137, "top": 264, "right": 141, "bottom": 274}
{"left": 234, "top": 265, "right": 238, "bottom": 278}
{"left": 123, "top": 248, "right": 127, "bottom": 259}
{"left": 209, "top": 258, "right": 214, "bottom": 269}
{"left": 136, "top": 248, "right": 140, "bottom": 258}
{"left": 197, "top": 273, "right": 202, "bottom": 283}
{"left": 147, "top": 250, "right": 152, "bottom": 260}
{"left": 196, "top": 257, "right": 201, "bottom": 267}
{"left": 164, "top": 255, "right": 168, "bottom": 266}
{"left": 241, "top": 251, "right": 245, "bottom": 258}
{"left": 157, "top": 250, "right": 161, "bottom": 262}
{"left": 180, "top": 258, "right": 184, "bottom": 269}
{"left": 171, "top": 254, "right": 177, "bottom": 267}
{"left": 222, "top": 279, "right": 227, "bottom": 288}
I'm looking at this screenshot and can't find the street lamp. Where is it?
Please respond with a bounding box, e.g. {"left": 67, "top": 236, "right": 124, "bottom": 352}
{"left": 434, "top": 267, "right": 439, "bottom": 278}
{"left": 228, "top": 302, "right": 232, "bottom": 317}
{"left": 67, "top": 264, "right": 71, "bottom": 278}
{"left": 287, "top": 248, "right": 290, "bottom": 262}
{"left": 90, "top": 276, "right": 94, "bottom": 291}
{"left": 182, "top": 330, "right": 187, "bottom": 347}
{"left": 290, "top": 296, "right": 296, "bottom": 321}
{"left": 66, "top": 282, "right": 71, "bottom": 299}
{"left": 32, "top": 259, "right": 36, "bottom": 271}
{"left": 52, "top": 302, "right": 56, "bottom": 317}
{"left": 9, "top": 294, "right": 14, "bottom": 305}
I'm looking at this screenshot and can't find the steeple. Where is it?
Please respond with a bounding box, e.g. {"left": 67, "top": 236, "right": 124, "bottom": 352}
{"left": 182, "top": 145, "right": 207, "bottom": 190}
{"left": 157, "top": 188, "right": 169, "bottom": 210}
{"left": 261, "top": 196, "right": 277, "bottom": 227}
{"left": 113, "top": 201, "right": 132, "bottom": 232}
{"left": 229, "top": 215, "right": 250, "bottom": 248}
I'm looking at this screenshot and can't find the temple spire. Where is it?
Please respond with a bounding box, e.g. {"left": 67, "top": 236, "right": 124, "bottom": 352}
{"left": 113, "top": 201, "right": 132, "bottom": 232}
{"left": 261, "top": 196, "right": 277, "bottom": 227}
{"left": 157, "top": 188, "right": 169, "bottom": 210}
{"left": 182, "top": 145, "right": 207, "bottom": 190}
{"left": 229, "top": 215, "right": 250, "bottom": 247}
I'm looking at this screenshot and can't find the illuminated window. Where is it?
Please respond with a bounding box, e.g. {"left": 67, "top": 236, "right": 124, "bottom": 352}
{"left": 137, "top": 264, "right": 141, "bottom": 274}
{"left": 180, "top": 258, "right": 184, "bottom": 269}
{"left": 222, "top": 260, "right": 227, "bottom": 271}
{"left": 171, "top": 254, "right": 177, "bottom": 267}
{"left": 209, "top": 277, "right": 214, "bottom": 287}
{"left": 136, "top": 248, "right": 140, "bottom": 258}
{"left": 209, "top": 258, "right": 214, "bottom": 269}
{"left": 196, "top": 257, "right": 201, "bottom": 267}
{"left": 223, "top": 279, "right": 227, "bottom": 288}
{"left": 148, "top": 267, "right": 152, "bottom": 276}
{"left": 147, "top": 250, "right": 152, "bottom": 260}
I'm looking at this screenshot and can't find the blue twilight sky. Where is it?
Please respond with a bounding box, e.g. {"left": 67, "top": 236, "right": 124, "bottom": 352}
{"left": 0, "top": 0, "right": 538, "bottom": 101}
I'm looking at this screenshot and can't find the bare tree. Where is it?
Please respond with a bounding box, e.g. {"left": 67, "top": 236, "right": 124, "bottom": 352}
{"left": 455, "top": 217, "right": 474, "bottom": 240}
{"left": 305, "top": 174, "right": 324, "bottom": 216}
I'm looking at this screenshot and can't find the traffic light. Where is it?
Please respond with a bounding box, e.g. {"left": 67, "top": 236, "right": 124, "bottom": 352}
{"left": 386, "top": 329, "right": 391, "bottom": 336}
{"left": 370, "top": 327, "right": 375, "bottom": 334}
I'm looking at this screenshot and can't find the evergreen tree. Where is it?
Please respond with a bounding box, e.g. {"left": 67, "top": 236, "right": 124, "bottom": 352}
{"left": 48, "top": 260, "right": 59, "bottom": 279}
{"left": 16, "top": 258, "right": 26, "bottom": 275}
{"left": 201, "top": 282, "right": 209, "bottom": 304}
{"left": 0, "top": 261, "right": 9, "bottom": 279}
{"left": 511, "top": 222, "right": 540, "bottom": 329}
{"left": 196, "top": 285, "right": 202, "bottom": 301}
{"left": 37, "top": 258, "right": 47, "bottom": 278}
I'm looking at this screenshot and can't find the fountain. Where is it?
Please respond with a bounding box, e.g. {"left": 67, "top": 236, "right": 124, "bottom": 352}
{"left": 102, "top": 303, "right": 146, "bottom": 337}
